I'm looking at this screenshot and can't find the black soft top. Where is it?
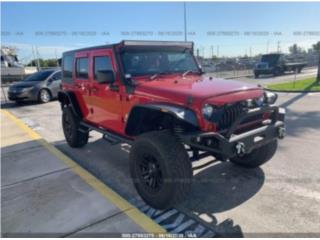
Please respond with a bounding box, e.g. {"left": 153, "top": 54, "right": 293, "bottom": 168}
{"left": 63, "top": 40, "right": 194, "bottom": 55}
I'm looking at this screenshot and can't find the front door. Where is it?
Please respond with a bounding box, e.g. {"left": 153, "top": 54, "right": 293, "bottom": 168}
{"left": 87, "top": 49, "right": 123, "bottom": 133}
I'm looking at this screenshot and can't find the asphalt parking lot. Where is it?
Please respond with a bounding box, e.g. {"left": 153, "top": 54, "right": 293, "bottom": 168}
{"left": 1, "top": 74, "right": 320, "bottom": 237}
{"left": 1, "top": 109, "right": 166, "bottom": 237}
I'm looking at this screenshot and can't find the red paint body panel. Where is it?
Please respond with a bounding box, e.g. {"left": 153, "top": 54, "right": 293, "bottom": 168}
{"left": 62, "top": 44, "right": 264, "bottom": 136}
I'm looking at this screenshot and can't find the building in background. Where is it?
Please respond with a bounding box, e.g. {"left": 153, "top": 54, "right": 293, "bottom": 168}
{"left": 1, "top": 46, "right": 37, "bottom": 83}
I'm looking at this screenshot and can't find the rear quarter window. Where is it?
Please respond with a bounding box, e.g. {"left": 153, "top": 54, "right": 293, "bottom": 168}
{"left": 76, "top": 57, "right": 89, "bottom": 79}
{"left": 62, "top": 54, "right": 74, "bottom": 83}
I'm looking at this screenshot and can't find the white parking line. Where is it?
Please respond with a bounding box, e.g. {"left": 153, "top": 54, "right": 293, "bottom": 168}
{"left": 270, "top": 184, "right": 320, "bottom": 201}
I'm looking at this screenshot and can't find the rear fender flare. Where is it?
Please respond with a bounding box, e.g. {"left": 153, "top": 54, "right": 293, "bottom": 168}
{"left": 58, "top": 91, "right": 83, "bottom": 119}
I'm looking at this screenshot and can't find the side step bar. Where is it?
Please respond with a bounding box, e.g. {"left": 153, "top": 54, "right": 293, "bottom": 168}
{"left": 80, "top": 122, "right": 133, "bottom": 145}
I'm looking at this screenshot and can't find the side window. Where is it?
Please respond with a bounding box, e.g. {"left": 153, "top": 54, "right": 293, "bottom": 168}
{"left": 76, "top": 57, "right": 89, "bottom": 79}
{"left": 93, "top": 56, "right": 113, "bottom": 80}
{"left": 62, "top": 54, "right": 74, "bottom": 83}
{"left": 52, "top": 72, "right": 62, "bottom": 80}
{"left": 280, "top": 55, "right": 287, "bottom": 64}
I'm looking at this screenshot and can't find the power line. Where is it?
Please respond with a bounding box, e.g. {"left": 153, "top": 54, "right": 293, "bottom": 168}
{"left": 277, "top": 41, "right": 281, "bottom": 53}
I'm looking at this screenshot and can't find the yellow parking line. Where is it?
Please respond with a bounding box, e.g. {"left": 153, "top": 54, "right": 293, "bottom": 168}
{"left": 1, "top": 109, "right": 166, "bottom": 234}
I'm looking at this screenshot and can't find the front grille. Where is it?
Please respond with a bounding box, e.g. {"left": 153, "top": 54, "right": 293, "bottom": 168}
{"left": 218, "top": 103, "right": 245, "bottom": 130}
{"left": 257, "top": 63, "right": 268, "bottom": 69}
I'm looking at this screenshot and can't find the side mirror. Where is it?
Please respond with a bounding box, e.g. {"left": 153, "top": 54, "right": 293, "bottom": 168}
{"left": 96, "top": 70, "right": 115, "bottom": 84}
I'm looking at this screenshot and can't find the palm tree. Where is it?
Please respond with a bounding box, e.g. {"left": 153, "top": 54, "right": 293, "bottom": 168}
{"left": 313, "top": 42, "right": 320, "bottom": 83}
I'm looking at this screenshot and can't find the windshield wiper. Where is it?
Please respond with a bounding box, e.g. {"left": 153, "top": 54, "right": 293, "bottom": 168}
{"left": 149, "top": 71, "right": 170, "bottom": 80}
{"left": 182, "top": 70, "right": 192, "bottom": 77}
{"left": 149, "top": 73, "right": 159, "bottom": 80}
{"left": 182, "top": 70, "right": 201, "bottom": 77}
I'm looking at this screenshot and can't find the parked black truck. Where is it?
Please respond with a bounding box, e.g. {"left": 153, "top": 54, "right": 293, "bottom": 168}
{"left": 254, "top": 53, "right": 306, "bottom": 78}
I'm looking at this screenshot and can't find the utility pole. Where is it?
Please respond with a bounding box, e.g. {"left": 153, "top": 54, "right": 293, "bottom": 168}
{"left": 31, "top": 45, "right": 36, "bottom": 67}
{"left": 249, "top": 47, "right": 252, "bottom": 57}
{"left": 35, "top": 46, "right": 41, "bottom": 71}
{"left": 54, "top": 48, "right": 58, "bottom": 66}
{"left": 317, "top": 52, "right": 320, "bottom": 83}
{"left": 217, "top": 45, "right": 219, "bottom": 58}
{"left": 266, "top": 40, "right": 269, "bottom": 53}
{"left": 183, "top": 2, "right": 187, "bottom": 42}
{"left": 211, "top": 45, "right": 214, "bottom": 58}
{"left": 277, "top": 41, "right": 281, "bottom": 53}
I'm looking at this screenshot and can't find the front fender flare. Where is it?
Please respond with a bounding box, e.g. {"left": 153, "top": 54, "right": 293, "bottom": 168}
{"left": 125, "top": 104, "right": 199, "bottom": 136}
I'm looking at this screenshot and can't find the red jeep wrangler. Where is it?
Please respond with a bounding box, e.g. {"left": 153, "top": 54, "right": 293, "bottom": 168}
{"left": 58, "top": 40, "right": 285, "bottom": 209}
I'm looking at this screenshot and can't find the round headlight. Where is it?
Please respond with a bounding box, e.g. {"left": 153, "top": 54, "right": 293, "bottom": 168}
{"left": 202, "top": 104, "right": 214, "bottom": 119}
{"left": 254, "top": 95, "right": 265, "bottom": 107}
{"left": 22, "top": 86, "right": 34, "bottom": 92}
{"left": 264, "top": 91, "right": 278, "bottom": 104}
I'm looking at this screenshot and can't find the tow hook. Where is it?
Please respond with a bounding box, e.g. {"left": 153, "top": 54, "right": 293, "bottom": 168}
{"left": 235, "top": 142, "right": 246, "bottom": 156}
{"left": 278, "top": 127, "right": 286, "bottom": 139}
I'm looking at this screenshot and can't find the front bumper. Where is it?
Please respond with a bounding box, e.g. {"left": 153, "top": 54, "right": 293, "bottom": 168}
{"left": 254, "top": 68, "right": 274, "bottom": 75}
{"left": 182, "top": 105, "right": 285, "bottom": 159}
{"left": 8, "top": 89, "right": 37, "bottom": 101}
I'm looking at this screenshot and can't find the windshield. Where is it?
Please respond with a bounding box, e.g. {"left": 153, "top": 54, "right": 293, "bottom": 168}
{"left": 23, "top": 70, "right": 54, "bottom": 82}
{"left": 121, "top": 50, "right": 200, "bottom": 77}
{"left": 261, "top": 54, "right": 280, "bottom": 65}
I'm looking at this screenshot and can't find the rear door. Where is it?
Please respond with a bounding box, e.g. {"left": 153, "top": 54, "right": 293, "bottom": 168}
{"left": 87, "top": 48, "right": 124, "bottom": 132}
{"left": 74, "top": 51, "right": 91, "bottom": 120}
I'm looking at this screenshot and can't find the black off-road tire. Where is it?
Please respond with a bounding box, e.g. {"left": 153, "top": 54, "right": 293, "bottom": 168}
{"left": 273, "top": 67, "right": 282, "bottom": 77}
{"left": 230, "top": 140, "right": 278, "bottom": 168}
{"left": 15, "top": 100, "right": 24, "bottom": 105}
{"left": 130, "top": 131, "right": 192, "bottom": 210}
{"left": 62, "top": 107, "right": 88, "bottom": 148}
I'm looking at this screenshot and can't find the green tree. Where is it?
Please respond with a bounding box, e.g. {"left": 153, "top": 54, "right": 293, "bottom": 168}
{"left": 27, "top": 58, "right": 59, "bottom": 68}
{"left": 313, "top": 41, "right": 320, "bottom": 83}
{"left": 289, "top": 44, "right": 305, "bottom": 54}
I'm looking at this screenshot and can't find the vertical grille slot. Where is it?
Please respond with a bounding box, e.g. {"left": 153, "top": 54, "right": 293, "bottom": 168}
{"left": 218, "top": 103, "right": 244, "bottom": 130}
